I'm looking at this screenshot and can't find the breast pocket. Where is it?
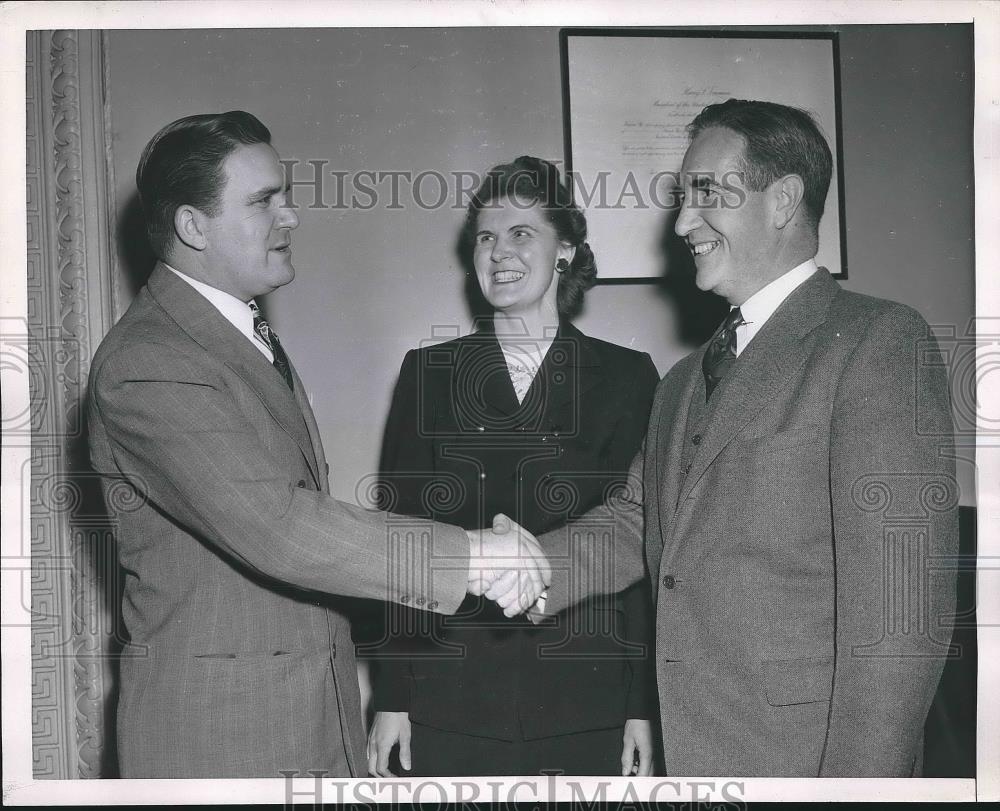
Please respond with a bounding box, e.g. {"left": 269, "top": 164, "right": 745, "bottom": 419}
{"left": 742, "top": 425, "right": 829, "bottom": 540}
{"left": 706, "top": 426, "right": 830, "bottom": 568}
{"left": 740, "top": 424, "right": 825, "bottom": 458}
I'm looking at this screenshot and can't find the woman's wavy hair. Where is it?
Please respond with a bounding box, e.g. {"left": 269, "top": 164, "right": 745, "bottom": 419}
{"left": 462, "top": 156, "right": 597, "bottom": 319}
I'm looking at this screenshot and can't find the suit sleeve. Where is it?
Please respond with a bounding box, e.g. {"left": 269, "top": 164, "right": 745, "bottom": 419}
{"left": 91, "top": 341, "right": 470, "bottom": 614}
{"left": 536, "top": 358, "right": 658, "bottom": 617}
{"left": 610, "top": 354, "right": 660, "bottom": 720}
{"left": 372, "top": 349, "right": 432, "bottom": 711}
{"left": 821, "top": 305, "right": 958, "bottom": 776}
{"left": 377, "top": 349, "right": 436, "bottom": 516}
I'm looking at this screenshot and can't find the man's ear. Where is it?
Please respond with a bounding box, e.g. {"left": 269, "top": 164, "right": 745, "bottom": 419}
{"left": 174, "top": 205, "right": 208, "bottom": 251}
{"left": 773, "top": 174, "right": 805, "bottom": 229}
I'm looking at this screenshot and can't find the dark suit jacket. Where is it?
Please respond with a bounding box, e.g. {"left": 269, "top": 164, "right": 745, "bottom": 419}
{"left": 87, "top": 264, "right": 470, "bottom": 778}
{"left": 541, "top": 269, "right": 959, "bottom": 776}
{"left": 368, "top": 322, "right": 660, "bottom": 742}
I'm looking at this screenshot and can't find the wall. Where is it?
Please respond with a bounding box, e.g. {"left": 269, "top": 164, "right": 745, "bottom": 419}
{"left": 107, "top": 24, "right": 975, "bottom": 505}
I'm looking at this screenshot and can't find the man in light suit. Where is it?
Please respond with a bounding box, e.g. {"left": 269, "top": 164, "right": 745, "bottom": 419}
{"left": 87, "top": 111, "right": 546, "bottom": 778}
{"left": 520, "top": 99, "right": 958, "bottom": 776}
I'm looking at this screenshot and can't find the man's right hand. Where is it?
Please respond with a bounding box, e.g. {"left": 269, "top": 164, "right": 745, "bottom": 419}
{"left": 366, "top": 711, "right": 411, "bottom": 777}
{"left": 467, "top": 513, "right": 550, "bottom": 616}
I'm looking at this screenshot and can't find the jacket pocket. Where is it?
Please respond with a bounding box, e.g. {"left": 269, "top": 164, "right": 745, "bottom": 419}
{"left": 763, "top": 656, "right": 833, "bottom": 706}
{"left": 191, "top": 650, "right": 311, "bottom": 666}
{"left": 741, "top": 424, "right": 825, "bottom": 457}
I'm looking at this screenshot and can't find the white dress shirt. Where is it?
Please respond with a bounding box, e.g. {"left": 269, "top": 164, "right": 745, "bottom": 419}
{"left": 734, "top": 258, "right": 818, "bottom": 357}
{"left": 166, "top": 264, "right": 273, "bottom": 361}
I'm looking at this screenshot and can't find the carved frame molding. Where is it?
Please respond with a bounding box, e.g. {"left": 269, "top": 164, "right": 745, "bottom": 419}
{"left": 27, "top": 29, "right": 121, "bottom": 779}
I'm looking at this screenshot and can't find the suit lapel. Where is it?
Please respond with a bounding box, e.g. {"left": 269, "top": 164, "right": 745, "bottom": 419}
{"left": 656, "top": 354, "right": 701, "bottom": 506}
{"left": 673, "top": 269, "right": 841, "bottom": 512}
{"left": 654, "top": 352, "right": 701, "bottom": 556}
{"left": 147, "top": 264, "right": 321, "bottom": 487}
{"left": 464, "top": 322, "right": 603, "bottom": 428}
{"left": 292, "top": 366, "right": 329, "bottom": 492}
{"left": 523, "top": 322, "right": 603, "bottom": 425}
{"left": 461, "top": 331, "right": 521, "bottom": 422}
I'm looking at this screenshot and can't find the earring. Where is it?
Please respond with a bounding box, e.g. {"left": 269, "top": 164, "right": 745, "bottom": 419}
{"left": 556, "top": 258, "right": 570, "bottom": 274}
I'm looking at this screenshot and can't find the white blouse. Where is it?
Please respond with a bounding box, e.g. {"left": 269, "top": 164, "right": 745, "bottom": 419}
{"left": 499, "top": 338, "right": 553, "bottom": 404}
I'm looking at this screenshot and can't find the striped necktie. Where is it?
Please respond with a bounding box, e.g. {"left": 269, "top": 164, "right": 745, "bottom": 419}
{"left": 249, "top": 302, "right": 294, "bottom": 391}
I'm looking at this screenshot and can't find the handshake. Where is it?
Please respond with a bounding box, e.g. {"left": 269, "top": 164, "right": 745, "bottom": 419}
{"left": 466, "top": 514, "right": 549, "bottom": 617}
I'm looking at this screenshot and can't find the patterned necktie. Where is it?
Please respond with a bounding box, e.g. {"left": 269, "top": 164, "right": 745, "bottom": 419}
{"left": 702, "top": 306, "right": 745, "bottom": 401}
{"left": 249, "top": 302, "right": 294, "bottom": 391}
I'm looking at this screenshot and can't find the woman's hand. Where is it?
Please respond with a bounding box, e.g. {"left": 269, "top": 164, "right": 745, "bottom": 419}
{"left": 367, "top": 711, "right": 412, "bottom": 777}
{"left": 621, "top": 718, "right": 655, "bottom": 776}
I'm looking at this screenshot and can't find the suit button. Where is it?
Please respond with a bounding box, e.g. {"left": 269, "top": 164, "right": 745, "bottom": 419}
{"left": 415, "top": 597, "right": 426, "bottom": 606}
{"left": 692, "top": 434, "right": 702, "bottom": 445}
{"left": 662, "top": 575, "right": 676, "bottom": 589}
{"left": 296, "top": 479, "right": 307, "bottom": 488}
{"left": 400, "top": 594, "right": 410, "bottom": 603}
{"left": 683, "top": 464, "right": 691, "bottom": 475}
{"left": 480, "top": 472, "right": 487, "bottom": 480}
{"left": 427, "top": 601, "right": 438, "bottom": 610}
{"left": 331, "top": 643, "right": 337, "bottom": 657}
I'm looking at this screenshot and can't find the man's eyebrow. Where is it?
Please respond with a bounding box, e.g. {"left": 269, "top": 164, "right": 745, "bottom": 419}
{"left": 689, "top": 175, "right": 724, "bottom": 190}
{"left": 246, "top": 183, "right": 287, "bottom": 202}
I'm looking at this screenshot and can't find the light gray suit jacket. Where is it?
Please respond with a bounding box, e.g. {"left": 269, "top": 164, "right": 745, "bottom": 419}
{"left": 88, "top": 264, "right": 470, "bottom": 778}
{"left": 542, "top": 269, "right": 958, "bottom": 776}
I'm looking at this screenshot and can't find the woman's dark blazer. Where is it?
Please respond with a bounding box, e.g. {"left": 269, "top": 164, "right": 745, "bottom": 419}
{"left": 371, "top": 321, "right": 660, "bottom": 742}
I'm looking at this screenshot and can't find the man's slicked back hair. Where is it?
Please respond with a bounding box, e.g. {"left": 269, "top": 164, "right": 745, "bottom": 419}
{"left": 136, "top": 110, "right": 271, "bottom": 259}
{"left": 688, "top": 99, "right": 833, "bottom": 227}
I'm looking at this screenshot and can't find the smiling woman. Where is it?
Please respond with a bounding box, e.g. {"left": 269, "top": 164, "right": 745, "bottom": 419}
{"left": 364, "top": 156, "right": 661, "bottom": 778}
{"left": 464, "top": 156, "right": 597, "bottom": 323}
{"left": 471, "top": 199, "right": 570, "bottom": 318}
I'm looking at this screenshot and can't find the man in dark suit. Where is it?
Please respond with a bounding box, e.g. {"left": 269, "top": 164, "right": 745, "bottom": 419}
{"left": 518, "top": 99, "right": 958, "bottom": 776}
{"left": 87, "top": 111, "right": 547, "bottom": 778}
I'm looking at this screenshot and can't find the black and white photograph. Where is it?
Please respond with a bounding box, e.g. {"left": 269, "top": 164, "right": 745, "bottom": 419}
{"left": 1, "top": 0, "right": 996, "bottom": 805}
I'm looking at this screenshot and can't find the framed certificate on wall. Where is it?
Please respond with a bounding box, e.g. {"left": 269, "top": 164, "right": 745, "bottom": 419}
{"left": 561, "top": 29, "right": 846, "bottom": 281}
